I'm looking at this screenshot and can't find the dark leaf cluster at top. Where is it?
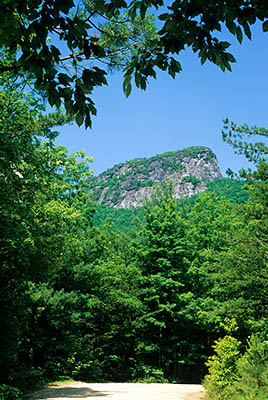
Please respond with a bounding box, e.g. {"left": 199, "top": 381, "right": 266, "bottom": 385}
{"left": 0, "top": 0, "right": 268, "bottom": 127}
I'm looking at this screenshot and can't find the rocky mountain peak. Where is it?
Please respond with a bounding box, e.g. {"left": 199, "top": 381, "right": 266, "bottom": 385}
{"left": 88, "top": 146, "right": 222, "bottom": 208}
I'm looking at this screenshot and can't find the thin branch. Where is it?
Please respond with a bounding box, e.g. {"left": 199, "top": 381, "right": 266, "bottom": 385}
{"left": 86, "top": 18, "right": 106, "bottom": 34}
{"left": 52, "top": 28, "right": 62, "bottom": 35}
{"left": 59, "top": 52, "right": 84, "bottom": 61}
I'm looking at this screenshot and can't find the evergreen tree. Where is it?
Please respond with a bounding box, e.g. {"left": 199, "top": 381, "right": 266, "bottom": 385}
{"left": 231, "top": 335, "right": 268, "bottom": 400}
{"left": 134, "top": 183, "right": 202, "bottom": 381}
{"left": 204, "top": 122, "right": 268, "bottom": 332}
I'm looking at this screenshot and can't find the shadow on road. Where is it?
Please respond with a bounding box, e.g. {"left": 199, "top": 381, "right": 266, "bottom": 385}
{"left": 28, "top": 385, "right": 110, "bottom": 399}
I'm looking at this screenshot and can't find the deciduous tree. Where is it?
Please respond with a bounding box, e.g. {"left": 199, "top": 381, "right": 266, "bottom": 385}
{"left": 1, "top": 1, "right": 268, "bottom": 126}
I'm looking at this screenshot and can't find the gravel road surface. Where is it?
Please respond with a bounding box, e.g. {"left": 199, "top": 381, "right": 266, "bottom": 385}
{"left": 28, "top": 381, "right": 205, "bottom": 400}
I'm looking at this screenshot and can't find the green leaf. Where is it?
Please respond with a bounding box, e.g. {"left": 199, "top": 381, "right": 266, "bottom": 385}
{"left": 90, "top": 43, "right": 106, "bottom": 58}
{"left": 200, "top": 55, "right": 206, "bottom": 65}
{"left": 140, "top": 76, "right": 146, "bottom": 90}
{"left": 243, "top": 22, "right": 252, "bottom": 40}
{"left": 85, "top": 114, "right": 92, "bottom": 129}
{"left": 75, "top": 112, "right": 84, "bottom": 126}
{"left": 226, "top": 53, "right": 236, "bottom": 63}
{"left": 128, "top": 2, "right": 141, "bottom": 21}
{"left": 219, "top": 63, "right": 226, "bottom": 72}
{"left": 225, "top": 62, "right": 232, "bottom": 72}
{"left": 236, "top": 26, "right": 243, "bottom": 44}
{"left": 82, "top": 69, "right": 94, "bottom": 85}
{"left": 262, "top": 20, "right": 268, "bottom": 32}
{"left": 123, "top": 75, "right": 132, "bottom": 97}
{"left": 221, "top": 41, "right": 231, "bottom": 49}
{"left": 134, "top": 72, "right": 141, "bottom": 87}
{"left": 168, "top": 58, "right": 182, "bottom": 77}
{"left": 226, "top": 20, "right": 237, "bottom": 35}
{"left": 168, "top": 63, "right": 176, "bottom": 78}
{"left": 58, "top": 73, "right": 73, "bottom": 86}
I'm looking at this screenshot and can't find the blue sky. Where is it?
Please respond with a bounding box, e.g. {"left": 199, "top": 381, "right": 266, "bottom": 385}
{"left": 55, "top": 22, "right": 268, "bottom": 177}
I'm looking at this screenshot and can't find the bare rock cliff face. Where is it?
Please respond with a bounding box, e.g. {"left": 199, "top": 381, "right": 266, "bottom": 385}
{"left": 89, "top": 146, "right": 222, "bottom": 208}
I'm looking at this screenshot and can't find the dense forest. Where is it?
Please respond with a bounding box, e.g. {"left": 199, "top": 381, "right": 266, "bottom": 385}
{"left": 0, "top": 68, "right": 268, "bottom": 400}
{"left": 1, "top": 1, "right": 268, "bottom": 399}
{"left": 92, "top": 178, "right": 249, "bottom": 233}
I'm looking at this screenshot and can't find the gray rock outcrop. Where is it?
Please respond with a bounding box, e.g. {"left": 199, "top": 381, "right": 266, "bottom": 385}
{"left": 88, "top": 146, "right": 222, "bottom": 208}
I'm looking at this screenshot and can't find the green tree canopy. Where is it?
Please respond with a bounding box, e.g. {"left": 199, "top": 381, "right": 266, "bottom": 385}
{"left": 1, "top": 0, "right": 268, "bottom": 127}
{"left": 0, "top": 72, "right": 95, "bottom": 385}
{"left": 203, "top": 121, "right": 268, "bottom": 332}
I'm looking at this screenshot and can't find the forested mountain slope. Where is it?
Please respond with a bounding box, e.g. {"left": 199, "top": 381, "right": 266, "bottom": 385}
{"left": 93, "top": 178, "right": 248, "bottom": 232}
{"left": 88, "top": 146, "right": 222, "bottom": 208}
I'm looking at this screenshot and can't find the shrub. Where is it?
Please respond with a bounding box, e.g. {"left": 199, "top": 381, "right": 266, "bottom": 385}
{"left": 203, "top": 319, "right": 241, "bottom": 400}
{"left": 131, "top": 365, "right": 168, "bottom": 383}
{"left": 228, "top": 335, "right": 268, "bottom": 400}
{"left": 66, "top": 352, "right": 102, "bottom": 381}
{"left": 181, "top": 175, "right": 202, "bottom": 188}
{"left": 0, "top": 384, "right": 22, "bottom": 400}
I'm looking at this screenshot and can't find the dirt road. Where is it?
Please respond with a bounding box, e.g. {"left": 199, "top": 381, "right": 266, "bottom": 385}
{"left": 28, "top": 381, "right": 205, "bottom": 400}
